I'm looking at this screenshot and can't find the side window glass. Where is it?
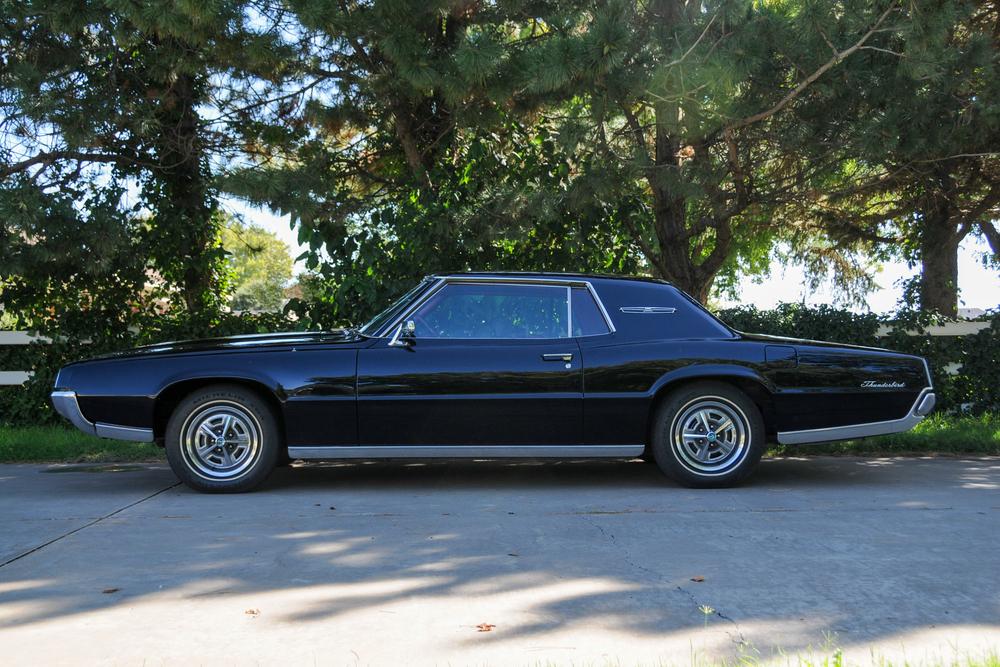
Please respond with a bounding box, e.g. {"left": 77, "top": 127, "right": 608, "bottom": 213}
{"left": 572, "top": 288, "right": 611, "bottom": 336}
{"left": 411, "top": 283, "right": 569, "bottom": 339}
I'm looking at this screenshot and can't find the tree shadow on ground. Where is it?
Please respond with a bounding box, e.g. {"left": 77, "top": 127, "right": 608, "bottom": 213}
{"left": 0, "top": 457, "right": 997, "bottom": 661}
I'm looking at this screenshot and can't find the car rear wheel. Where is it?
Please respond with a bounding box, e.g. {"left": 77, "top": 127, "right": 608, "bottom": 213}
{"left": 651, "top": 381, "right": 765, "bottom": 488}
{"left": 165, "top": 384, "right": 280, "bottom": 493}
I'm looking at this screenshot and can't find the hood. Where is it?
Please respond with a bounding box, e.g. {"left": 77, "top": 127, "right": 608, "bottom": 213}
{"left": 87, "top": 329, "right": 362, "bottom": 361}
{"left": 736, "top": 331, "right": 891, "bottom": 353}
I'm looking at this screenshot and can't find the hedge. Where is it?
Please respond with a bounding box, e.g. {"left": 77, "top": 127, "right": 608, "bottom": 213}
{"left": 1, "top": 304, "right": 997, "bottom": 427}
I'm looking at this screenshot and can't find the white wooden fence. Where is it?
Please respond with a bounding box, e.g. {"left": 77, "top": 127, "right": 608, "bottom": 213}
{"left": 0, "top": 321, "right": 992, "bottom": 386}
{"left": 0, "top": 331, "right": 42, "bottom": 386}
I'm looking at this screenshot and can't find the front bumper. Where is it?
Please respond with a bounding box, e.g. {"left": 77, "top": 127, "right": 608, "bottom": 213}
{"left": 777, "top": 388, "right": 936, "bottom": 446}
{"left": 50, "top": 391, "right": 154, "bottom": 442}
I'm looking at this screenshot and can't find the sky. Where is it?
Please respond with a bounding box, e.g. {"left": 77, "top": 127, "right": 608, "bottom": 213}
{"left": 223, "top": 195, "right": 1000, "bottom": 314}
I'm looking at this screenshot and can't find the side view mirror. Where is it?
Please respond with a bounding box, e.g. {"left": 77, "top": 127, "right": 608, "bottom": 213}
{"left": 388, "top": 320, "right": 416, "bottom": 347}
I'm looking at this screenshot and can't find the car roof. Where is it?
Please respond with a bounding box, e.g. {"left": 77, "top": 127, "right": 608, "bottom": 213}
{"left": 430, "top": 271, "right": 672, "bottom": 286}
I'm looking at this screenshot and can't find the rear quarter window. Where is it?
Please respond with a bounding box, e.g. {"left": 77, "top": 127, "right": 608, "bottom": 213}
{"left": 597, "top": 281, "right": 734, "bottom": 340}
{"left": 571, "top": 288, "right": 611, "bottom": 336}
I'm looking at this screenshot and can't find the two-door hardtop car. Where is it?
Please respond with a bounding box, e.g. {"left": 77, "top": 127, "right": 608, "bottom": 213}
{"left": 51, "top": 273, "right": 935, "bottom": 492}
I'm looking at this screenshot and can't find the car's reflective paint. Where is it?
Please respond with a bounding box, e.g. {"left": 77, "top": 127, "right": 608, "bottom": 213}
{"left": 52, "top": 273, "right": 934, "bottom": 449}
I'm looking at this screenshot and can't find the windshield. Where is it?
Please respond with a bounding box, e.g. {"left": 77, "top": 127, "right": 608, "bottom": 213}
{"left": 358, "top": 278, "right": 436, "bottom": 336}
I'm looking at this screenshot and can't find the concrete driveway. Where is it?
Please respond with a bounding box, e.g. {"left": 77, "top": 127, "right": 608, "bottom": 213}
{"left": 0, "top": 457, "right": 998, "bottom": 665}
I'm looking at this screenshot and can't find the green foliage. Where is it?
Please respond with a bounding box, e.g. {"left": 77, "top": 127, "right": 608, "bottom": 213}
{"left": 220, "top": 216, "right": 294, "bottom": 312}
{"left": 270, "top": 122, "right": 641, "bottom": 327}
{"left": 717, "top": 303, "right": 883, "bottom": 346}
{"left": 0, "top": 0, "right": 297, "bottom": 313}
{"left": 788, "top": 0, "right": 1000, "bottom": 315}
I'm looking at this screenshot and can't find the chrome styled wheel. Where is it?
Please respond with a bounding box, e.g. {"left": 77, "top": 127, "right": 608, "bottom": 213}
{"left": 670, "top": 396, "right": 750, "bottom": 476}
{"left": 166, "top": 385, "right": 280, "bottom": 493}
{"left": 180, "top": 401, "right": 262, "bottom": 481}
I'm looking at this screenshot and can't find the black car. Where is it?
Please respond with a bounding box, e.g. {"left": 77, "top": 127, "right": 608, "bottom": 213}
{"left": 51, "top": 273, "right": 935, "bottom": 492}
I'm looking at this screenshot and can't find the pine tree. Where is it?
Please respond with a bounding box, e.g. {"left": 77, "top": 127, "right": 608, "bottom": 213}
{"left": 0, "top": 0, "right": 293, "bottom": 313}
{"left": 792, "top": 0, "right": 1000, "bottom": 315}
{"left": 514, "top": 0, "right": 907, "bottom": 303}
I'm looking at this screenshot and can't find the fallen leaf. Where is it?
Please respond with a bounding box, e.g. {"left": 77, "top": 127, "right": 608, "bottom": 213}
{"left": 475, "top": 623, "right": 496, "bottom": 632}
{"left": 245, "top": 608, "right": 260, "bottom": 616}
{"left": 101, "top": 588, "right": 120, "bottom": 594}
{"left": 690, "top": 576, "right": 705, "bottom": 582}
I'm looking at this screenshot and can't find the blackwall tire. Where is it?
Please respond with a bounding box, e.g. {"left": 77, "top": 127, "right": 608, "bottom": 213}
{"left": 651, "top": 381, "right": 765, "bottom": 488}
{"left": 165, "top": 384, "right": 280, "bottom": 493}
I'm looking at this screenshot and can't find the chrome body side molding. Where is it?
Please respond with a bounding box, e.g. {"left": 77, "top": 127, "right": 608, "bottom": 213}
{"left": 288, "top": 444, "right": 645, "bottom": 460}
{"left": 777, "top": 388, "right": 936, "bottom": 445}
{"left": 95, "top": 423, "right": 155, "bottom": 442}
{"left": 50, "top": 390, "right": 155, "bottom": 442}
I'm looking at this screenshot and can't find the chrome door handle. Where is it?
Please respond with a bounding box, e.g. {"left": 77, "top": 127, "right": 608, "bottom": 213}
{"left": 542, "top": 353, "right": 574, "bottom": 362}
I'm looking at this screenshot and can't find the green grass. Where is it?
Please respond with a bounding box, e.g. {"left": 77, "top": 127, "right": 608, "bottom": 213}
{"left": 722, "top": 648, "right": 1000, "bottom": 667}
{"left": 705, "top": 649, "right": 1000, "bottom": 667}
{"left": 0, "top": 425, "right": 164, "bottom": 463}
{"left": 769, "top": 412, "right": 1000, "bottom": 457}
{"left": 0, "top": 413, "right": 997, "bottom": 464}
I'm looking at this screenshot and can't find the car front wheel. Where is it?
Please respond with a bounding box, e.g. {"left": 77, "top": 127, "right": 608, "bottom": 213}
{"left": 165, "top": 384, "right": 280, "bottom": 493}
{"left": 651, "top": 381, "right": 765, "bottom": 488}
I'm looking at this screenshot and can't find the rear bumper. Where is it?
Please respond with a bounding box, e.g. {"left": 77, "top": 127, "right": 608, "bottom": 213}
{"left": 50, "top": 391, "right": 154, "bottom": 442}
{"left": 777, "top": 388, "right": 936, "bottom": 445}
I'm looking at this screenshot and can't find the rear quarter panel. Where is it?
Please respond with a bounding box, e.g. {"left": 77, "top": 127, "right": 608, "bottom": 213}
{"left": 577, "top": 336, "right": 929, "bottom": 444}
{"left": 770, "top": 345, "right": 929, "bottom": 432}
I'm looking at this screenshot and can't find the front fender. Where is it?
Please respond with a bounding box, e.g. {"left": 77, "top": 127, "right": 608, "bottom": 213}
{"left": 155, "top": 368, "right": 284, "bottom": 401}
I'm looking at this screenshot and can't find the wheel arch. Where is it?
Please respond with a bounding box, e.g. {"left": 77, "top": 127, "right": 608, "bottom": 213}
{"left": 645, "top": 366, "right": 777, "bottom": 449}
{"left": 153, "top": 377, "right": 285, "bottom": 443}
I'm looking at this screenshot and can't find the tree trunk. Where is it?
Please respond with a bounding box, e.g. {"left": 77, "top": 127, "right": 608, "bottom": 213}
{"left": 918, "top": 207, "right": 960, "bottom": 317}
{"left": 641, "top": 97, "right": 722, "bottom": 305}
{"left": 154, "top": 64, "right": 216, "bottom": 314}
{"left": 647, "top": 203, "right": 718, "bottom": 304}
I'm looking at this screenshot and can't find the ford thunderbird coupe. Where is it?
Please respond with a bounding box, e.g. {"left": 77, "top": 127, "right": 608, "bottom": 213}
{"left": 51, "top": 273, "right": 935, "bottom": 492}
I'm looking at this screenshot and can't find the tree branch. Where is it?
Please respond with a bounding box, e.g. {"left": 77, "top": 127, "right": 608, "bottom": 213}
{"left": 619, "top": 211, "right": 663, "bottom": 272}
{"left": 697, "top": 219, "right": 733, "bottom": 278}
{"left": 0, "top": 150, "right": 136, "bottom": 179}
{"left": 619, "top": 102, "right": 652, "bottom": 167}
{"left": 725, "top": 2, "right": 898, "bottom": 132}
{"left": 980, "top": 220, "right": 1000, "bottom": 257}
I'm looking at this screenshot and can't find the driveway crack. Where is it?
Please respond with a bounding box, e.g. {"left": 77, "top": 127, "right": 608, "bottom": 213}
{"left": 0, "top": 481, "right": 180, "bottom": 569}
{"left": 585, "top": 515, "right": 749, "bottom": 649}
{"left": 673, "top": 579, "right": 749, "bottom": 648}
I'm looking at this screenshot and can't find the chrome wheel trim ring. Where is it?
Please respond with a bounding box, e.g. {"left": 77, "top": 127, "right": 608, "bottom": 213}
{"left": 180, "top": 400, "right": 262, "bottom": 481}
{"left": 669, "top": 396, "right": 750, "bottom": 477}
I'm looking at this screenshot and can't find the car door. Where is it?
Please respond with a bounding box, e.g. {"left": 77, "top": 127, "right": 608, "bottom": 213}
{"left": 357, "top": 281, "right": 583, "bottom": 447}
